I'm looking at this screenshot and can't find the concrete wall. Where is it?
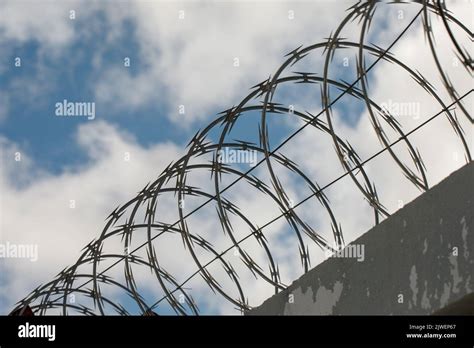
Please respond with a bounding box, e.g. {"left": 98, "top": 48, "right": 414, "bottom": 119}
{"left": 248, "top": 162, "right": 474, "bottom": 315}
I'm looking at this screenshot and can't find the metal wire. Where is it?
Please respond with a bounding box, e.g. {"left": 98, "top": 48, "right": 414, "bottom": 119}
{"left": 11, "top": 0, "right": 473, "bottom": 316}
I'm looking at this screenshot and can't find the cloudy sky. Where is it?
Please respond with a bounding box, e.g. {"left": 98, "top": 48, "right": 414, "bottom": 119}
{"left": 0, "top": 0, "right": 472, "bottom": 315}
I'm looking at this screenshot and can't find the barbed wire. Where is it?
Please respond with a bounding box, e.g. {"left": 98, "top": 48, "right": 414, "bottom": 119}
{"left": 11, "top": 0, "right": 472, "bottom": 316}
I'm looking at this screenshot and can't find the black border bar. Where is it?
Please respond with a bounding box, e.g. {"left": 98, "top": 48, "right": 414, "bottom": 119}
{"left": 1, "top": 315, "right": 473, "bottom": 346}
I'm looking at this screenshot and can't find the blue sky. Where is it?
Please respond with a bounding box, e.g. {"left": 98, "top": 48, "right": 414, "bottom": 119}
{"left": 1, "top": 0, "right": 384, "bottom": 176}
{"left": 1, "top": 1, "right": 358, "bottom": 315}
{"left": 1, "top": 20, "right": 187, "bottom": 175}
{"left": 0, "top": 0, "right": 471, "bottom": 315}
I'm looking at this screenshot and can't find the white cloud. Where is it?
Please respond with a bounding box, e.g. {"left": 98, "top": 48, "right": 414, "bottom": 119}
{"left": 282, "top": 0, "right": 472, "bottom": 246}
{"left": 0, "top": 1, "right": 75, "bottom": 47}
{"left": 92, "top": 1, "right": 351, "bottom": 125}
{"left": 0, "top": 0, "right": 472, "bottom": 314}
{"left": 0, "top": 0, "right": 351, "bottom": 125}
{"left": 0, "top": 121, "right": 183, "bottom": 312}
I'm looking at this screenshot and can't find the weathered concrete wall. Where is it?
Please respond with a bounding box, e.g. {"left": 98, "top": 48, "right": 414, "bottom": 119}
{"left": 248, "top": 162, "right": 474, "bottom": 315}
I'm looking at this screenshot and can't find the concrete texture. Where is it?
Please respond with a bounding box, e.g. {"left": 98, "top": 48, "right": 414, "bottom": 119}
{"left": 432, "top": 293, "right": 474, "bottom": 315}
{"left": 248, "top": 162, "right": 474, "bottom": 315}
